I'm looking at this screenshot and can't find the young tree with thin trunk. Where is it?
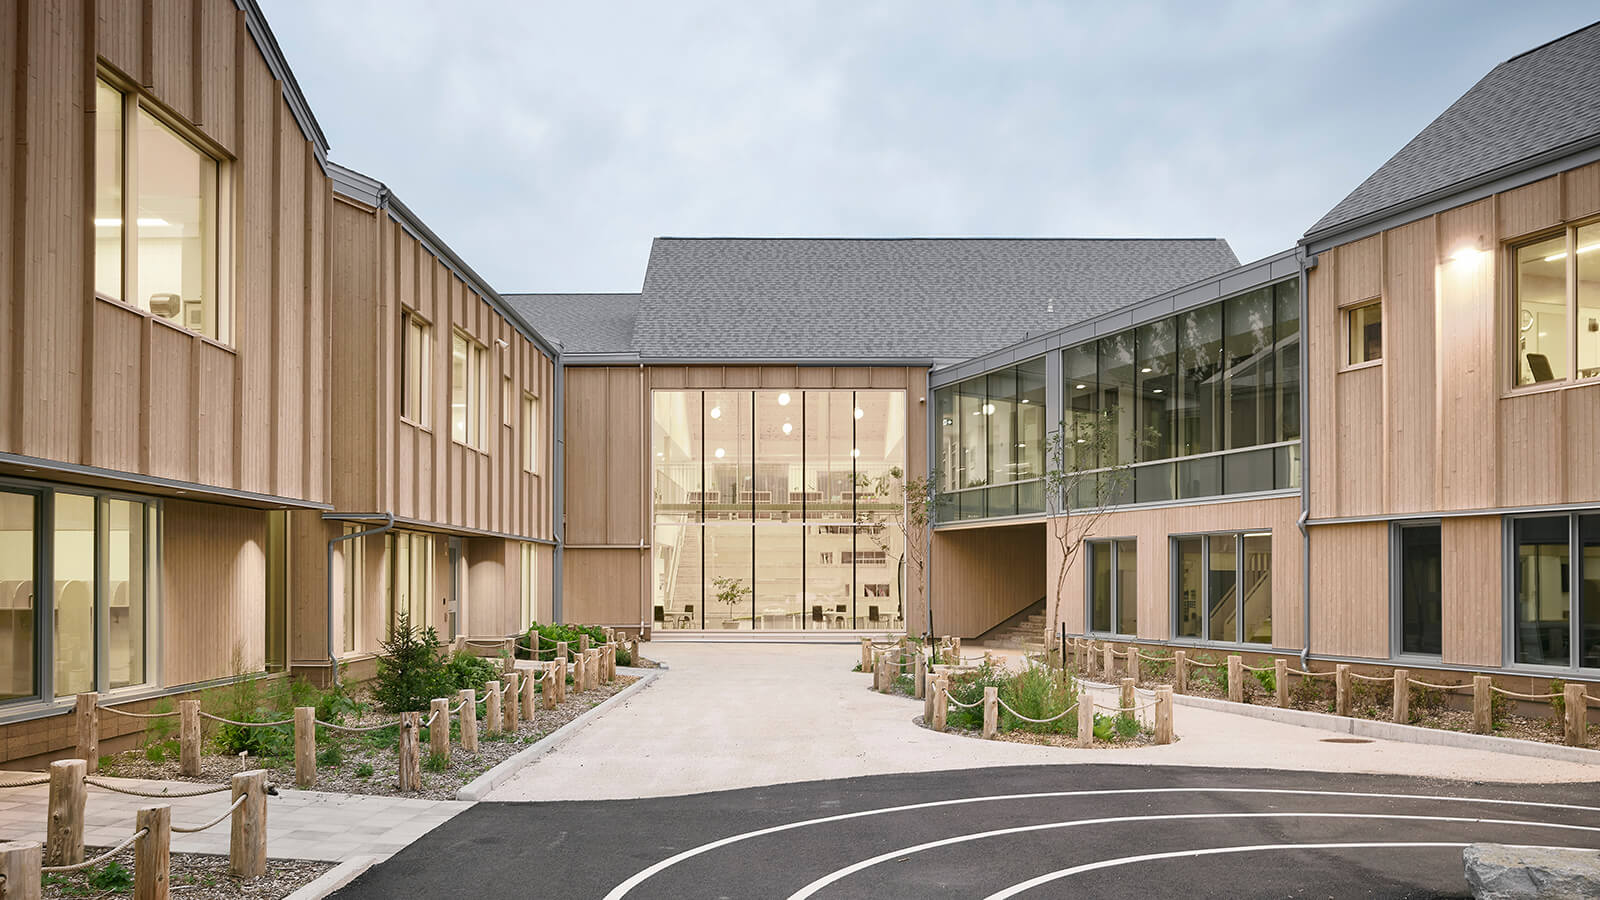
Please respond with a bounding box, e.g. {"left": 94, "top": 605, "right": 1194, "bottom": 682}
{"left": 858, "top": 466, "right": 935, "bottom": 638}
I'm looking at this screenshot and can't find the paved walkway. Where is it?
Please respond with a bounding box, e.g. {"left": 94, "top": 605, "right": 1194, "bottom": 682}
{"left": 487, "top": 642, "right": 1600, "bottom": 801}
{"left": 0, "top": 773, "right": 470, "bottom": 862}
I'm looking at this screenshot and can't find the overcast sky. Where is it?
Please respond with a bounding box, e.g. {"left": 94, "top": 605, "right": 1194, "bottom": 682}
{"left": 259, "top": 1, "right": 1598, "bottom": 294}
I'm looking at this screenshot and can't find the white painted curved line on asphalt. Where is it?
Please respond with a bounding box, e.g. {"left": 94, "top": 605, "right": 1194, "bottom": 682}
{"left": 601, "top": 788, "right": 1600, "bottom": 899}
{"left": 982, "top": 842, "right": 1594, "bottom": 899}
{"left": 785, "top": 813, "right": 1600, "bottom": 899}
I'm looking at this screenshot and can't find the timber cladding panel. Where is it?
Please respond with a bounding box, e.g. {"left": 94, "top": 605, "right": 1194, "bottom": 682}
{"left": 1307, "top": 162, "right": 1600, "bottom": 520}
{"left": 1048, "top": 495, "right": 1304, "bottom": 650}
{"left": 1, "top": 0, "right": 330, "bottom": 505}
{"left": 563, "top": 548, "right": 646, "bottom": 628}
{"left": 1308, "top": 522, "right": 1388, "bottom": 659}
{"left": 162, "top": 500, "right": 268, "bottom": 686}
{"left": 932, "top": 523, "right": 1045, "bottom": 640}
{"left": 1440, "top": 516, "right": 1502, "bottom": 668}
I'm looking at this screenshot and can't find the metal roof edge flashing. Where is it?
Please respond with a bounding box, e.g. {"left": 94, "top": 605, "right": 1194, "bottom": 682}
{"left": 237, "top": 0, "right": 331, "bottom": 168}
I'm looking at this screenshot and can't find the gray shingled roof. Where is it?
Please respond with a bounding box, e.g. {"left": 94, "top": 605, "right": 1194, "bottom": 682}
{"left": 629, "top": 237, "right": 1239, "bottom": 361}
{"left": 1307, "top": 21, "right": 1600, "bottom": 239}
{"left": 504, "top": 293, "right": 639, "bottom": 353}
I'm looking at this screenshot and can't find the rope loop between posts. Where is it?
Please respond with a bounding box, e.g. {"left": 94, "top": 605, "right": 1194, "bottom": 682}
{"left": 39, "top": 828, "right": 148, "bottom": 873}
{"left": 1285, "top": 667, "right": 1335, "bottom": 678}
{"left": 0, "top": 774, "right": 50, "bottom": 789}
{"left": 1238, "top": 663, "right": 1275, "bottom": 673}
{"left": 941, "top": 690, "right": 985, "bottom": 710}
{"left": 449, "top": 699, "right": 469, "bottom": 715}
{"left": 1585, "top": 694, "right": 1600, "bottom": 708}
{"left": 98, "top": 705, "right": 179, "bottom": 720}
{"left": 171, "top": 793, "right": 248, "bottom": 834}
{"left": 422, "top": 710, "right": 439, "bottom": 728}
{"left": 84, "top": 777, "right": 231, "bottom": 799}
{"left": 995, "top": 698, "right": 1078, "bottom": 723}
{"left": 1094, "top": 699, "right": 1160, "bottom": 713}
{"left": 316, "top": 718, "right": 402, "bottom": 733}
{"left": 1406, "top": 678, "right": 1473, "bottom": 692}
{"left": 1185, "top": 658, "right": 1220, "bottom": 669}
{"left": 198, "top": 711, "right": 295, "bottom": 728}
{"left": 1136, "top": 650, "right": 1172, "bottom": 662}
{"left": 1488, "top": 686, "right": 1565, "bottom": 700}
{"left": 1349, "top": 672, "right": 1396, "bottom": 683}
{"left": 462, "top": 638, "right": 511, "bottom": 648}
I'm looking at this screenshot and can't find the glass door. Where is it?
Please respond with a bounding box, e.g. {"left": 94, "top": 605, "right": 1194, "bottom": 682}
{"left": 0, "top": 489, "right": 40, "bottom": 703}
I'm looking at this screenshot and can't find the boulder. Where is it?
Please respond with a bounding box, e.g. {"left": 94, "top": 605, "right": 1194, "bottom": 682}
{"left": 1464, "top": 843, "right": 1600, "bottom": 899}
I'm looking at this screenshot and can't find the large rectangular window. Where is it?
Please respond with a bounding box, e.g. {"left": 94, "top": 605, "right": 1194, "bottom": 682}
{"left": 520, "top": 543, "right": 539, "bottom": 629}
{"left": 1172, "top": 531, "right": 1271, "bottom": 645}
{"left": 341, "top": 525, "right": 365, "bottom": 655}
{"left": 522, "top": 394, "right": 540, "bottom": 473}
{"left": 1396, "top": 523, "right": 1442, "bottom": 656}
{"left": 1511, "top": 513, "right": 1600, "bottom": 669}
{"left": 933, "top": 356, "right": 1048, "bottom": 520}
{"left": 95, "top": 78, "right": 227, "bottom": 341}
{"left": 451, "top": 332, "right": 487, "bottom": 448}
{"left": 402, "top": 313, "right": 431, "bottom": 426}
{"left": 388, "top": 532, "right": 434, "bottom": 635}
{"left": 1087, "top": 539, "right": 1136, "bottom": 636}
{"left": 1513, "top": 225, "right": 1600, "bottom": 386}
{"left": 0, "top": 491, "right": 37, "bottom": 702}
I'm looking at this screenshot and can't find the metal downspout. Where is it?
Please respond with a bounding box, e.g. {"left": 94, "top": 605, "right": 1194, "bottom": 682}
{"left": 325, "top": 512, "right": 394, "bottom": 686}
{"left": 1297, "top": 250, "right": 1315, "bottom": 669}
{"left": 552, "top": 352, "right": 566, "bottom": 624}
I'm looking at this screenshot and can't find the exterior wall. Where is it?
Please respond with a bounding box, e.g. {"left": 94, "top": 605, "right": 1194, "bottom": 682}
{"left": 0, "top": 0, "right": 331, "bottom": 506}
{"left": 1048, "top": 495, "right": 1303, "bottom": 650}
{"left": 930, "top": 523, "right": 1045, "bottom": 639}
{"left": 162, "top": 500, "right": 268, "bottom": 685}
{"left": 563, "top": 364, "right": 930, "bottom": 632}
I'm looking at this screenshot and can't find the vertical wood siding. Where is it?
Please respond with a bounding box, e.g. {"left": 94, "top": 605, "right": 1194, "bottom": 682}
{"left": 162, "top": 500, "right": 267, "bottom": 685}
{"left": 932, "top": 524, "right": 1045, "bottom": 639}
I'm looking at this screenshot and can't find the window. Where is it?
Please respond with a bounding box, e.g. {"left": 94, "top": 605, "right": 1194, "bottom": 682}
{"left": 341, "top": 524, "right": 365, "bottom": 655}
{"left": 1087, "top": 539, "right": 1136, "bottom": 635}
{"left": 522, "top": 394, "right": 539, "bottom": 473}
{"left": 1513, "top": 224, "right": 1600, "bottom": 386}
{"left": 387, "top": 532, "right": 434, "bottom": 635}
{"left": 451, "top": 332, "right": 487, "bottom": 447}
{"left": 402, "top": 313, "right": 430, "bottom": 426}
{"left": 933, "top": 356, "right": 1047, "bottom": 520}
{"left": 1347, "top": 300, "right": 1382, "bottom": 365}
{"left": 95, "top": 78, "right": 228, "bottom": 341}
{"left": 520, "top": 543, "right": 539, "bottom": 629}
{"left": 863, "top": 584, "right": 891, "bottom": 598}
{"left": 1396, "top": 523, "right": 1442, "bottom": 656}
{"left": 1171, "top": 531, "right": 1271, "bottom": 644}
{"left": 1512, "top": 513, "right": 1600, "bottom": 669}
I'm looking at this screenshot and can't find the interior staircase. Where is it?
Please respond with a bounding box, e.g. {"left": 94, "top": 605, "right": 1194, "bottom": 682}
{"left": 973, "top": 598, "right": 1049, "bottom": 651}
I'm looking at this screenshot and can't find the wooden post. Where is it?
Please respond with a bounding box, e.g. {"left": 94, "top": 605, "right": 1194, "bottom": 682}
{"left": 504, "top": 673, "right": 521, "bottom": 733}
{"left": 1564, "top": 683, "right": 1588, "bottom": 746}
{"left": 485, "top": 680, "right": 503, "bottom": 734}
{"left": 1393, "top": 669, "right": 1410, "bottom": 724}
{"left": 952, "top": 637, "right": 961, "bottom": 658}
{"left": 1155, "top": 686, "right": 1174, "bottom": 744}
{"left": 1274, "top": 659, "right": 1289, "bottom": 708}
{"left": 557, "top": 640, "right": 568, "bottom": 669}
{"left": 553, "top": 659, "right": 567, "bottom": 703}
{"left": 1174, "top": 651, "right": 1187, "bottom": 694}
{"left": 134, "top": 805, "right": 170, "bottom": 900}
{"left": 982, "top": 686, "right": 998, "bottom": 739}
{"left": 294, "top": 707, "right": 316, "bottom": 789}
{"left": 398, "top": 711, "right": 422, "bottom": 790}
{"left": 1077, "top": 689, "right": 1095, "bottom": 743}
{"left": 588, "top": 649, "right": 600, "bottom": 688}
{"left": 459, "top": 689, "right": 479, "bottom": 753}
{"left": 914, "top": 652, "right": 926, "bottom": 700}
{"left": 229, "top": 770, "right": 267, "bottom": 878}
{"left": 1472, "top": 675, "right": 1493, "bottom": 734}
{"left": 931, "top": 676, "right": 948, "bottom": 733}
{"left": 74, "top": 692, "right": 98, "bottom": 772}
{"left": 1120, "top": 677, "right": 1135, "bottom": 715}
{"left": 923, "top": 672, "right": 937, "bottom": 724}
{"left": 869, "top": 651, "right": 881, "bottom": 691}
{"left": 1102, "top": 646, "right": 1114, "bottom": 681}
{"left": 1227, "top": 656, "right": 1243, "bottom": 703}
{"left": 44, "top": 759, "right": 85, "bottom": 867}
{"left": 179, "top": 699, "right": 201, "bottom": 777}
{"left": 542, "top": 663, "right": 558, "bottom": 710}
{"left": 0, "top": 841, "right": 42, "bottom": 900}
{"left": 579, "top": 634, "right": 590, "bottom": 653}
{"left": 521, "top": 669, "right": 537, "bottom": 721}
{"left": 1335, "top": 665, "right": 1351, "bottom": 716}
{"left": 430, "top": 698, "right": 451, "bottom": 757}
{"left": 860, "top": 637, "right": 871, "bottom": 672}
{"left": 1129, "top": 651, "right": 1140, "bottom": 686}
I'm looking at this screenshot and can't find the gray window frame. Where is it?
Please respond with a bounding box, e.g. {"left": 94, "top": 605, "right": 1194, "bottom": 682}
{"left": 1389, "top": 519, "right": 1444, "bottom": 661}
{"left": 1502, "top": 511, "right": 1598, "bottom": 674}
{"left": 1167, "top": 529, "right": 1271, "bottom": 647}
{"left": 1084, "top": 536, "right": 1137, "bottom": 638}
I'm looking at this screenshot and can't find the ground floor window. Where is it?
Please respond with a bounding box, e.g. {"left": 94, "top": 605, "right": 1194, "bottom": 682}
{"left": 1087, "top": 539, "right": 1137, "bottom": 635}
{"left": 388, "top": 532, "right": 434, "bottom": 635}
{"left": 1, "top": 484, "right": 159, "bottom": 708}
{"left": 1171, "top": 531, "right": 1270, "bottom": 644}
{"left": 1395, "top": 522, "right": 1442, "bottom": 656}
{"left": 1512, "top": 513, "right": 1600, "bottom": 669}
{"left": 520, "top": 543, "right": 538, "bottom": 629}
{"left": 341, "top": 524, "right": 365, "bottom": 655}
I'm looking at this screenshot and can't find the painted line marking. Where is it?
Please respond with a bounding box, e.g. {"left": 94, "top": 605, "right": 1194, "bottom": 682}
{"left": 602, "top": 787, "right": 1600, "bottom": 899}
{"left": 786, "top": 813, "right": 1600, "bottom": 899}
{"left": 982, "top": 842, "right": 1594, "bottom": 899}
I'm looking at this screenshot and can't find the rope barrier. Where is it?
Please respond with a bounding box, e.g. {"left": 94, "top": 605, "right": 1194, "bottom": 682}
{"left": 85, "top": 778, "right": 231, "bottom": 799}
{"left": 1489, "top": 686, "right": 1565, "bottom": 700}
{"left": 98, "top": 705, "right": 179, "bottom": 720}
{"left": 40, "top": 828, "right": 148, "bottom": 874}
{"left": 1285, "top": 667, "right": 1335, "bottom": 678}
{"left": 315, "top": 718, "right": 401, "bottom": 733}
{"left": 462, "top": 638, "right": 511, "bottom": 647}
{"left": 422, "top": 710, "right": 439, "bottom": 728}
{"left": 995, "top": 697, "right": 1078, "bottom": 723}
{"left": 1586, "top": 694, "right": 1600, "bottom": 708}
{"left": 1350, "top": 672, "right": 1396, "bottom": 683}
{"left": 171, "top": 794, "right": 248, "bottom": 834}
{"left": 1239, "top": 663, "right": 1275, "bottom": 673}
{"left": 0, "top": 774, "right": 50, "bottom": 789}
{"left": 1406, "top": 678, "right": 1473, "bottom": 692}
{"left": 1185, "top": 658, "right": 1220, "bottom": 668}
{"left": 942, "top": 690, "right": 985, "bottom": 710}
{"left": 198, "top": 712, "right": 294, "bottom": 728}
{"left": 1094, "top": 699, "right": 1160, "bottom": 713}
{"left": 449, "top": 700, "right": 469, "bottom": 715}
{"left": 1135, "top": 650, "right": 1172, "bottom": 662}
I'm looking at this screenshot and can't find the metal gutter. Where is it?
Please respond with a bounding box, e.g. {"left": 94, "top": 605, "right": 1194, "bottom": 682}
{"left": 0, "top": 452, "right": 334, "bottom": 510}
{"left": 1296, "top": 249, "right": 1314, "bottom": 670}
{"left": 552, "top": 357, "right": 566, "bottom": 624}
{"left": 322, "top": 512, "right": 394, "bottom": 684}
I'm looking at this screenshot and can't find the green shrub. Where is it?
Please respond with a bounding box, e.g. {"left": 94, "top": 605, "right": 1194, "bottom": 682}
{"left": 206, "top": 672, "right": 293, "bottom": 758}
{"left": 1551, "top": 678, "right": 1567, "bottom": 723}
{"left": 945, "top": 662, "right": 1010, "bottom": 731}
{"left": 423, "top": 751, "right": 449, "bottom": 773}
{"left": 355, "top": 762, "right": 374, "bottom": 778}
{"left": 615, "top": 643, "right": 633, "bottom": 667}
{"left": 374, "top": 612, "right": 447, "bottom": 713}
{"left": 143, "top": 740, "right": 176, "bottom": 763}
{"left": 441, "top": 651, "right": 499, "bottom": 695}
{"left": 88, "top": 861, "right": 134, "bottom": 892}
{"left": 523, "top": 622, "right": 609, "bottom": 661}
{"left": 999, "top": 664, "right": 1077, "bottom": 735}
{"left": 316, "top": 742, "right": 343, "bottom": 767}
{"left": 1252, "top": 667, "right": 1275, "bottom": 695}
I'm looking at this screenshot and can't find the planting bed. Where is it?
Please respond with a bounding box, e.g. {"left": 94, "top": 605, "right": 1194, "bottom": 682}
{"left": 42, "top": 848, "right": 330, "bottom": 900}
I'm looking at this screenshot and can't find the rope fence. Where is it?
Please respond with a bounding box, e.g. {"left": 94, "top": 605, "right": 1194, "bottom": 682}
{"left": 39, "top": 828, "right": 147, "bottom": 874}
{"left": 0, "top": 774, "right": 50, "bottom": 789}
{"left": 85, "top": 778, "right": 231, "bottom": 799}
{"left": 1406, "top": 678, "right": 1473, "bottom": 692}
{"left": 1349, "top": 672, "right": 1395, "bottom": 683}
{"left": 171, "top": 794, "right": 248, "bottom": 834}
{"left": 97, "top": 705, "right": 178, "bottom": 720}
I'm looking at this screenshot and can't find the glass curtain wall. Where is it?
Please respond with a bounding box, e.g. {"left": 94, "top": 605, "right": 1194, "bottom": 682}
{"left": 0, "top": 491, "right": 37, "bottom": 701}
{"left": 652, "top": 389, "right": 906, "bottom": 629}
{"left": 935, "top": 356, "right": 1047, "bottom": 520}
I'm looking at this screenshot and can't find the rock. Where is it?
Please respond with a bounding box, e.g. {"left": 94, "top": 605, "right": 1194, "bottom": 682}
{"left": 1464, "top": 843, "right": 1600, "bottom": 899}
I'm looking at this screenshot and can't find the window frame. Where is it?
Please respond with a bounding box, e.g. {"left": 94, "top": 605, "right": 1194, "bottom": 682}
{"left": 400, "top": 311, "right": 432, "bottom": 429}
{"left": 1085, "top": 537, "right": 1137, "bottom": 638}
{"left": 1502, "top": 511, "right": 1600, "bottom": 674}
{"left": 450, "top": 331, "right": 488, "bottom": 450}
{"left": 1342, "top": 298, "right": 1383, "bottom": 370}
{"left": 1389, "top": 519, "right": 1443, "bottom": 660}
{"left": 522, "top": 393, "right": 539, "bottom": 474}
{"left": 1167, "top": 529, "right": 1272, "bottom": 647}
{"left": 94, "top": 73, "right": 234, "bottom": 346}
{"left": 1507, "top": 221, "right": 1600, "bottom": 393}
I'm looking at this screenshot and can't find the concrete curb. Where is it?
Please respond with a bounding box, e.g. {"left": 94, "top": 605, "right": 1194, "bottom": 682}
{"left": 1081, "top": 677, "right": 1600, "bottom": 765}
{"left": 454, "top": 669, "right": 661, "bottom": 801}
{"left": 283, "top": 855, "right": 378, "bottom": 900}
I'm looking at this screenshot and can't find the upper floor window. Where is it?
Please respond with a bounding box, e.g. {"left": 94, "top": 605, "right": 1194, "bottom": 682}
{"left": 451, "top": 332, "right": 487, "bottom": 448}
{"left": 402, "top": 313, "right": 431, "bottom": 426}
{"left": 1513, "top": 224, "right": 1600, "bottom": 386}
{"left": 95, "top": 78, "right": 229, "bottom": 342}
{"left": 522, "top": 394, "right": 540, "bottom": 473}
{"left": 1346, "top": 300, "right": 1382, "bottom": 365}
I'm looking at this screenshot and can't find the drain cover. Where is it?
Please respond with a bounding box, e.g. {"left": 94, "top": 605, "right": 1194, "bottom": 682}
{"left": 1320, "top": 737, "right": 1374, "bottom": 744}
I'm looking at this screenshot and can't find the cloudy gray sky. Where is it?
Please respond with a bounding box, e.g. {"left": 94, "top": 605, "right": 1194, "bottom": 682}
{"left": 259, "top": 1, "right": 1598, "bottom": 293}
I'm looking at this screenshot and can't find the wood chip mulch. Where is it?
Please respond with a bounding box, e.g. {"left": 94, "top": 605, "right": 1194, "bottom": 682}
{"left": 42, "top": 848, "right": 330, "bottom": 900}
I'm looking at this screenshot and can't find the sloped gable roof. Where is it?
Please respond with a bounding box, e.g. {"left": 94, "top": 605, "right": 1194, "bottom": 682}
{"left": 503, "top": 293, "right": 640, "bottom": 354}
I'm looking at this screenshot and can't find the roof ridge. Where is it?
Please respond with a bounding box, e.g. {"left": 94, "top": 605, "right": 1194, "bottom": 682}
{"left": 1502, "top": 18, "right": 1600, "bottom": 65}
{"left": 649, "top": 236, "right": 1230, "bottom": 243}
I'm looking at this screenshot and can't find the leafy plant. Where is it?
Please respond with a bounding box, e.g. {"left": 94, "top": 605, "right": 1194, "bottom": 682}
{"left": 1551, "top": 678, "right": 1567, "bottom": 723}
{"left": 1252, "top": 667, "right": 1275, "bottom": 695}
{"left": 711, "top": 576, "right": 752, "bottom": 626}
{"left": 441, "top": 650, "right": 499, "bottom": 695}
{"left": 423, "top": 751, "right": 449, "bottom": 773}
{"left": 945, "top": 663, "right": 1011, "bottom": 731}
{"left": 522, "top": 622, "right": 612, "bottom": 661}
{"left": 356, "top": 762, "right": 374, "bottom": 778}
{"left": 374, "top": 612, "right": 447, "bottom": 713}
{"left": 88, "top": 861, "right": 134, "bottom": 892}
{"left": 1000, "top": 664, "right": 1077, "bottom": 735}
{"left": 316, "top": 742, "right": 343, "bottom": 767}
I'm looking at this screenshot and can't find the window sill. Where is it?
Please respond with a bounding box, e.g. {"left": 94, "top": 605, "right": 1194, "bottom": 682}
{"left": 95, "top": 293, "right": 236, "bottom": 354}
{"left": 1501, "top": 377, "right": 1600, "bottom": 401}
{"left": 400, "top": 416, "right": 432, "bottom": 435}
{"left": 1338, "top": 359, "right": 1382, "bottom": 374}
{"left": 451, "top": 439, "right": 490, "bottom": 456}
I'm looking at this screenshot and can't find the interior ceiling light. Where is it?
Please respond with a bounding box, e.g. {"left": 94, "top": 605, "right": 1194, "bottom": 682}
{"left": 1075, "top": 384, "right": 1087, "bottom": 390}
{"left": 781, "top": 422, "right": 792, "bottom": 434}
{"left": 777, "top": 393, "right": 791, "bottom": 406}
{"left": 981, "top": 403, "right": 995, "bottom": 415}
{"left": 853, "top": 407, "right": 864, "bottom": 419}
{"left": 710, "top": 406, "right": 722, "bottom": 419}
{"left": 714, "top": 447, "right": 725, "bottom": 458}
{"left": 1141, "top": 367, "right": 1152, "bottom": 373}
{"left": 1545, "top": 243, "right": 1600, "bottom": 262}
